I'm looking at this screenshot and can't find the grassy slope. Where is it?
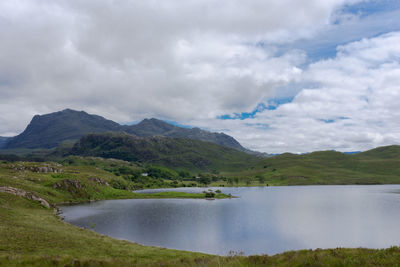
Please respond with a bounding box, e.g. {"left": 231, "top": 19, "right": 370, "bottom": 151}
{"left": 0, "top": 161, "right": 229, "bottom": 204}
{"left": 223, "top": 145, "right": 400, "bottom": 186}
{"left": 0, "top": 192, "right": 212, "bottom": 266}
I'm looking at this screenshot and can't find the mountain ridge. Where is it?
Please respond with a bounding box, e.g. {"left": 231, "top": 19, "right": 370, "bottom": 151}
{"left": 124, "top": 118, "right": 247, "bottom": 152}
{"left": 2, "top": 109, "right": 254, "bottom": 154}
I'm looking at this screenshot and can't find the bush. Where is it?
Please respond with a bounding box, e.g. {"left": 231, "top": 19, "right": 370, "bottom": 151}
{"left": 146, "top": 166, "right": 179, "bottom": 180}
{"left": 205, "top": 191, "right": 215, "bottom": 198}
{"left": 110, "top": 179, "right": 128, "bottom": 190}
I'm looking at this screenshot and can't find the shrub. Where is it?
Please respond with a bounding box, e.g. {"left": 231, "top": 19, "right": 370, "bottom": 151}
{"left": 110, "top": 179, "right": 128, "bottom": 190}
{"left": 205, "top": 191, "right": 215, "bottom": 198}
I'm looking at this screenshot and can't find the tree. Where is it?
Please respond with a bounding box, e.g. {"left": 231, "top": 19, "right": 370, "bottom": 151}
{"left": 205, "top": 191, "right": 215, "bottom": 198}
{"left": 257, "top": 175, "right": 265, "bottom": 184}
{"left": 199, "top": 174, "right": 211, "bottom": 186}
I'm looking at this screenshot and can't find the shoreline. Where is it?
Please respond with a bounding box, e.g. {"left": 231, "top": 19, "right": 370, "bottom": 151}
{"left": 2, "top": 185, "right": 400, "bottom": 266}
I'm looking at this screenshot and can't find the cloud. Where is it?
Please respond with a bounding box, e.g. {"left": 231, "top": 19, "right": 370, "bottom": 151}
{"left": 215, "top": 32, "right": 400, "bottom": 153}
{"left": 0, "top": 0, "right": 358, "bottom": 137}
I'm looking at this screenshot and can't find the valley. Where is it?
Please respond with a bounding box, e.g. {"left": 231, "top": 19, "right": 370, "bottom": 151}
{"left": 1, "top": 109, "right": 400, "bottom": 266}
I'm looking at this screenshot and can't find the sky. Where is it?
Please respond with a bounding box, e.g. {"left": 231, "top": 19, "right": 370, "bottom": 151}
{"left": 1, "top": 0, "right": 400, "bottom": 153}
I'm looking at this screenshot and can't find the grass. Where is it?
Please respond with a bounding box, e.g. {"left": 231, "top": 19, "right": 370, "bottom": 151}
{"left": 222, "top": 146, "right": 400, "bottom": 186}
{"left": 0, "top": 161, "right": 230, "bottom": 204}
{"left": 0, "top": 192, "right": 213, "bottom": 266}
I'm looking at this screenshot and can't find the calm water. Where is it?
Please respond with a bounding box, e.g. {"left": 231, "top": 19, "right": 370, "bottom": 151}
{"left": 60, "top": 185, "right": 400, "bottom": 255}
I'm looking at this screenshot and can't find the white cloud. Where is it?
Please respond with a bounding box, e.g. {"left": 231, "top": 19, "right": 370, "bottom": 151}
{"left": 213, "top": 32, "right": 400, "bottom": 153}
{"left": 0, "top": 0, "right": 358, "bottom": 137}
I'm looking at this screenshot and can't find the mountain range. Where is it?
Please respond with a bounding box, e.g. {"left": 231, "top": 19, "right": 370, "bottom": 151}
{"left": 0, "top": 137, "right": 10, "bottom": 149}
{"left": 1, "top": 109, "right": 251, "bottom": 153}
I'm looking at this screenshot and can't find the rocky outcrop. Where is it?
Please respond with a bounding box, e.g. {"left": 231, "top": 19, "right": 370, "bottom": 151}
{"left": 89, "top": 177, "right": 109, "bottom": 186}
{"left": 53, "top": 179, "right": 83, "bottom": 191}
{"left": 0, "top": 186, "right": 51, "bottom": 208}
{"left": 11, "top": 164, "right": 62, "bottom": 173}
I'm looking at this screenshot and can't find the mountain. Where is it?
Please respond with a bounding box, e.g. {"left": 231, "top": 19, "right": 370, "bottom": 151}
{"left": 70, "top": 132, "right": 260, "bottom": 172}
{"left": 2, "top": 109, "right": 254, "bottom": 154}
{"left": 0, "top": 137, "right": 10, "bottom": 149}
{"left": 124, "top": 118, "right": 247, "bottom": 152}
{"left": 4, "top": 109, "right": 121, "bottom": 149}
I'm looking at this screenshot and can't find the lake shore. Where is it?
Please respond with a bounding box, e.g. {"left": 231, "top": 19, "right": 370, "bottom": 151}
{"left": 2, "top": 161, "right": 400, "bottom": 266}
{"left": 2, "top": 189, "right": 400, "bottom": 266}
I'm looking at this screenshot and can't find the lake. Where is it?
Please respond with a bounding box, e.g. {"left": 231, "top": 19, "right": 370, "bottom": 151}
{"left": 60, "top": 185, "right": 400, "bottom": 255}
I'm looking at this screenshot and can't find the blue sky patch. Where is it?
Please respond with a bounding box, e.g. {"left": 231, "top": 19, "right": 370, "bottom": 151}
{"left": 277, "top": 0, "right": 400, "bottom": 61}
{"left": 318, "top": 119, "right": 335, "bottom": 124}
{"left": 218, "top": 97, "right": 294, "bottom": 120}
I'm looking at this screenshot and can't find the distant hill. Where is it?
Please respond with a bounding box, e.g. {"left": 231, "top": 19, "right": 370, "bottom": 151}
{"left": 239, "top": 145, "right": 400, "bottom": 185}
{"left": 70, "top": 132, "right": 260, "bottom": 172}
{"left": 2, "top": 109, "right": 253, "bottom": 153}
{"left": 0, "top": 137, "right": 10, "bottom": 149}
{"left": 355, "top": 145, "right": 400, "bottom": 159}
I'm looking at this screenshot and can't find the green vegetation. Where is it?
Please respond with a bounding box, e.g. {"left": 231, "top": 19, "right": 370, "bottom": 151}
{"left": 70, "top": 132, "right": 260, "bottom": 173}
{"left": 219, "top": 145, "right": 400, "bottom": 186}
{"left": 3, "top": 145, "right": 400, "bottom": 188}
{"left": 0, "top": 160, "right": 230, "bottom": 204}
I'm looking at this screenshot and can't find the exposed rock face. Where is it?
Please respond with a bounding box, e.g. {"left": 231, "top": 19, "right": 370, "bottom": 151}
{"left": 11, "top": 164, "right": 62, "bottom": 173}
{"left": 53, "top": 179, "right": 83, "bottom": 191}
{"left": 0, "top": 186, "right": 51, "bottom": 208}
{"left": 89, "top": 177, "right": 109, "bottom": 186}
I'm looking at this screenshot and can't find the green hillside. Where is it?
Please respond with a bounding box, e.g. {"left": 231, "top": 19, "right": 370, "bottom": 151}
{"left": 355, "top": 145, "right": 400, "bottom": 159}
{"left": 228, "top": 145, "right": 400, "bottom": 186}
{"left": 70, "top": 132, "right": 261, "bottom": 172}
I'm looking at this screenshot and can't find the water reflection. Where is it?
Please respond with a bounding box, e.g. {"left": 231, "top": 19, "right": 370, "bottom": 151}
{"left": 61, "top": 185, "right": 400, "bottom": 255}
